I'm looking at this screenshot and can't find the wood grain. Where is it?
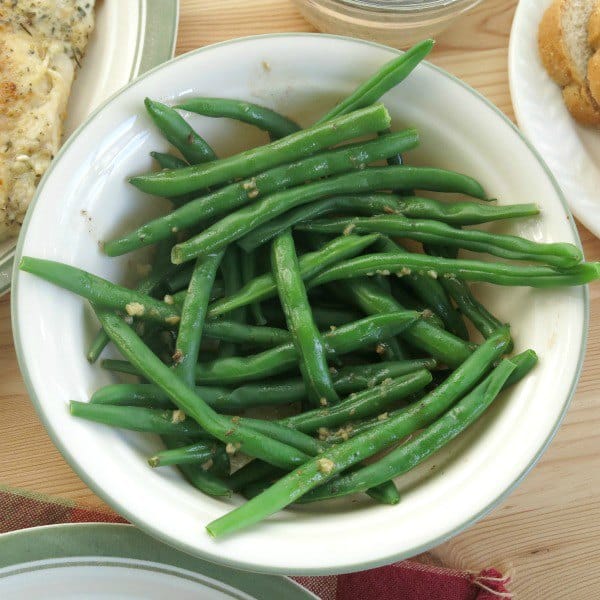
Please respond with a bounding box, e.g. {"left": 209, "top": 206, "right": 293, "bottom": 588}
{"left": 1, "top": 1, "right": 599, "bottom": 597}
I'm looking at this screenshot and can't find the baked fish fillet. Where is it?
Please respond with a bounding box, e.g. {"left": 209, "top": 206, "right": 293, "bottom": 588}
{"left": 0, "top": 0, "right": 95, "bottom": 240}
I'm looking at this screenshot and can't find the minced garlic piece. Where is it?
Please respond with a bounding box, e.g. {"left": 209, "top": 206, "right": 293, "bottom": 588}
{"left": 171, "top": 409, "right": 186, "bottom": 423}
{"left": 125, "top": 302, "right": 145, "bottom": 317}
{"left": 317, "top": 458, "right": 335, "bottom": 474}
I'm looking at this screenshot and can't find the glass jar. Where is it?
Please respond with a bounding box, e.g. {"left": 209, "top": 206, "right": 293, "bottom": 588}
{"left": 292, "top": 0, "right": 484, "bottom": 48}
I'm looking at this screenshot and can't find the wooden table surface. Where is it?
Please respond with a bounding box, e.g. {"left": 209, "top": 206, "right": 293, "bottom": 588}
{"left": 1, "top": 1, "right": 599, "bottom": 597}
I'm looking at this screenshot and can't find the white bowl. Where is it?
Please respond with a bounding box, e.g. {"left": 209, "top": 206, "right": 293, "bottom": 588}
{"left": 12, "top": 34, "right": 588, "bottom": 575}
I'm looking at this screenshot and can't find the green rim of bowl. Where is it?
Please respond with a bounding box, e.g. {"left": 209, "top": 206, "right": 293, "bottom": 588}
{"left": 0, "top": 0, "right": 178, "bottom": 297}
{"left": 11, "top": 33, "right": 589, "bottom": 576}
{"left": 0, "top": 523, "right": 314, "bottom": 598}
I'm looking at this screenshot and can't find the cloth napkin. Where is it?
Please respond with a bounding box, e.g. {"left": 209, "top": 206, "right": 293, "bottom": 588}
{"left": 0, "top": 485, "right": 511, "bottom": 599}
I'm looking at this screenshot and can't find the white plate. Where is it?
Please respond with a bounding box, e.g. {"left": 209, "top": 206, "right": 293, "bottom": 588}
{"left": 509, "top": 0, "right": 600, "bottom": 238}
{"left": 12, "top": 34, "right": 587, "bottom": 575}
{"left": 0, "top": 524, "right": 314, "bottom": 599}
{"left": 0, "top": 0, "right": 179, "bottom": 295}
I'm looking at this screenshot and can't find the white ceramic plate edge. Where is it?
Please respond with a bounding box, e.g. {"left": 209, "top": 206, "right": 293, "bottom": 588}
{"left": 0, "top": 523, "right": 315, "bottom": 599}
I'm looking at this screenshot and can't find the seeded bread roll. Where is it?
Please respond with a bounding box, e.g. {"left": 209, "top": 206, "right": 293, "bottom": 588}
{"left": 563, "top": 81, "right": 600, "bottom": 124}
{"left": 538, "top": 0, "right": 600, "bottom": 127}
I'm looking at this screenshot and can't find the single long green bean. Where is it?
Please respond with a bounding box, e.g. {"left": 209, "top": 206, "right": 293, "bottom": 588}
{"left": 241, "top": 250, "right": 267, "bottom": 325}
{"left": 272, "top": 230, "right": 339, "bottom": 406}
{"left": 70, "top": 402, "right": 210, "bottom": 437}
{"left": 151, "top": 151, "right": 188, "bottom": 170}
{"left": 208, "top": 234, "right": 379, "bottom": 318}
{"left": 149, "top": 439, "right": 216, "bottom": 467}
{"left": 375, "top": 236, "right": 468, "bottom": 339}
{"left": 206, "top": 329, "right": 510, "bottom": 537}
{"left": 176, "top": 97, "right": 301, "bottom": 139}
{"left": 219, "top": 245, "right": 246, "bottom": 357}
{"left": 144, "top": 98, "right": 217, "bottom": 164}
{"left": 106, "top": 131, "right": 418, "bottom": 256}
{"left": 317, "top": 39, "right": 434, "bottom": 123}
{"left": 173, "top": 251, "right": 223, "bottom": 385}
{"left": 238, "top": 194, "right": 403, "bottom": 253}
{"left": 191, "top": 312, "right": 420, "bottom": 385}
{"left": 94, "top": 309, "right": 311, "bottom": 470}
{"left": 298, "top": 215, "right": 582, "bottom": 269}
{"left": 20, "top": 258, "right": 181, "bottom": 325}
{"left": 307, "top": 253, "right": 600, "bottom": 288}
{"left": 171, "top": 166, "right": 487, "bottom": 263}
{"left": 130, "top": 104, "right": 391, "bottom": 196}
{"left": 280, "top": 369, "right": 432, "bottom": 433}
{"left": 310, "top": 253, "right": 600, "bottom": 288}
{"left": 394, "top": 196, "right": 540, "bottom": 225}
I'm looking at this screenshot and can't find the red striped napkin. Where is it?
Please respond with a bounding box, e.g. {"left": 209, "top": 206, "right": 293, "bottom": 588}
{"left": 0, "top": 486, "right": 511, "bottom": 599}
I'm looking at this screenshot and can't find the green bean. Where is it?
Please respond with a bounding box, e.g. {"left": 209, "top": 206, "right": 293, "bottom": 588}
{"left": 365, "top": 481, "right": 401, "bottom": 505}
{"left": 325, "top": 278, "right": 411, "bottom": 360}
{"left": 144, "top": 98, "right": 217, "bottom": 165}
{"left": 130, "top": 104, "right": 391, "bottom": 197}
{"left": 219, "top": 245, "right": 247, "bottom": 357}
{"left": 206, "top": 329, "right": 510, "bottom": 537}
{"left": 331, "top": 277, "right": 472, "bottom": 368}
{"left": 204, "top": 321, "right": 291, "bottom": 347}
{"left": 86, "top": 331, "right": 112, "bottom": 364}
{"left": 106, "top": 130, "right": 417, "bottom": 256}
{"left": 324, "top": 348, "right": 537, "bottom": 443}
{"left": 208, "top": 234, "right": 379, "bottom": 318}
{"left": 191, "top": 312, "right": 420, "bottom": 385}
{"left": 317, "top": 39, "right": 434, "bottom": 123}
{"left": 148, "top": 439, "right": 216, "bottom": 467}
{"left": 307, "top": 253, "right": 600, "bottom": 288}
{"left": 91, "top": 383, "right": 176, "bottom": 408}
{"left": 302, "top": 359, "right": 519, "bottom": 502}
{"left": 238, "top": 194, "right": 403, "bottom": 253}
{"left": 176, "top": 97, "right": 301, "bottom": 139}
{"left": 241, "top": 250, "right": 267, "bottom": 325}
{"left": 173, "top": 251, "right": 223, "bottom": 385}
{"left": 162, "top": 436, "right": 231, "bottom": 497}
{"left": 375, "top": 237, "right": 468, "bottom": 339}
{"left": 150, "top": 151, "right": 188, "bottom": 170}
{"left": 94, "top": 309, "right": 311, "bottom": 470}
{"left": 86, "top": 242, "right": 178, "bottom": 363}
{"left": 394, "top": 196, "right": 540, "bottom": 225}
{"left": 20, "top": 258, "right": 181, "bottom": 325}
{"left": 426, "top": 245, "right": 504, "bottom": 338}
{"left": 272, "top": 230, "right": 339, "bottom": 406}
{"left": 101, "top": 359, "right": 143, "bottom": 377}
{"left": 70, "top": 402, "right": 210, "bottom": 437}
{"left": 298, "top": 215, "right": 582, "bottom": 269}
{"left": 171, "top": 167, "right": 487, "bottom": 264}
{"left": 241, "top": 418, "right": 325, "bottom": 456}
{"left": 280, "top": 369, "right": 432, "bottom": 433}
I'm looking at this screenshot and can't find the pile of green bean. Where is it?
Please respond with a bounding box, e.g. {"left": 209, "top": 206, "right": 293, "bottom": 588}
{"left": 20, "top": 39, "right": 600, "bottom": 539}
